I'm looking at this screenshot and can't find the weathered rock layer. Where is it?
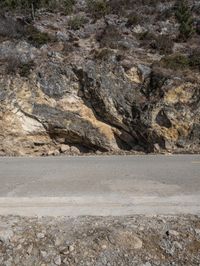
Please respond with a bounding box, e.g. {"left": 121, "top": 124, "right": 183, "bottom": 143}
{"left": 0, "top": 0, "right": 199, "bottom": 155}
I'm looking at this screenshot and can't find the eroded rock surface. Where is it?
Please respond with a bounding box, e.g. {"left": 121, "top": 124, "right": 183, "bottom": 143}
{"left": 0, "top": 0, "right": 199, "bottom": 155}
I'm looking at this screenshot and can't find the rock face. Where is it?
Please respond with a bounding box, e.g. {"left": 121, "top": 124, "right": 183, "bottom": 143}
{"left": 0, "top": 0, "right": 199, "bottom": 155}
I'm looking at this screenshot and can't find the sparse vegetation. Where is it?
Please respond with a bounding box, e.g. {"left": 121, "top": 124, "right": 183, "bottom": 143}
{"left": 63, "top": 0, "right": 75, "bottom": 15}
{"left": 97, "top": 25, "right": 122, "bottom": 49}
{"left": 175, "top": 0, "right": 194, "bottom": 40}
{"left": 26, "top": 25, "right": 52, "bottom": 47}
{"left": 94, "top": 48, "right": 113, "bottom": 60}
{"left": 137, "top": 31, "right": 155, "bottom": 41}
{"left": 152, "top": 35, "right": 174, "bottom": 55}
{"left": 62, "top": 41, "right": 74, "bottom": 55}
{"left": 189, "top": 49, "right": 200, "bottom": 70}
{"left": 6, "top": 56, "right": 34, "bottom": 77}
{"left": 0, "top": 15, "right": 26, "bottom": 39}
{"left": 86, "top": 0, "right": 109, "bottom": 19}
{"left": 18, "top": 61, "right": 34, "bottom": 77}
{"left": 109, "top": 0, "right": 131, "bottom": 15}
{"left": 0, "top": 0, "right": 75, "bottom": 16}
{"left": 158, "top": 50, "right": 200, "bottom": 72}
{"left": 68, "top": 16, "right": 87, "bottom": 30}
{"left": 126, "top": 12, "right": 140, "bottom": 27}
{"left": 160, "top": 54, "right": 190, "bottom": 70}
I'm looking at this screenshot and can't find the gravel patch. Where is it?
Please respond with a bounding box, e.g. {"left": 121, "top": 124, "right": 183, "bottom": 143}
{"left": 0, "top": 215, "right": 200, "bottom": 265}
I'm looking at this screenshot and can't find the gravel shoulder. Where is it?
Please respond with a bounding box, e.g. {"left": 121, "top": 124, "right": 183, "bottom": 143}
{"left": 0, "top": 215, "right": 200, "bottom": 266}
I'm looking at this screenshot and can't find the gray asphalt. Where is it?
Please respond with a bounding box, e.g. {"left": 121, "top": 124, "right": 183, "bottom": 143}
{"left": 0, "top": 155, "right": 199, "bottom": 216}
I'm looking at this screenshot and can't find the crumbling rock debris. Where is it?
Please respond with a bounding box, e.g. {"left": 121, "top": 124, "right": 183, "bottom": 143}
{"left": 0, "top": 215, "right": 199, "bottom": 265}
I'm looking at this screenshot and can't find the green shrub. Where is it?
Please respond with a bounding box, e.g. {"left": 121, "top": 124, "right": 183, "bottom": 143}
{"left": 137, "top": 31, "right": 155, "bottom": 41}
{"left": 109, "top": 0, "right": 130, "bottom": 15}
{"left": 0, "top": 0, "right": 75, "bottom": 15}
{"left": 189, "top": 49, "right": 200, "bottom": 70}
{"left": 126, "top": 12, "right": 140, "bottom": 27}
{"left": 160, "top": 54, "right": 190, "bottom": 70}
{"left": 6, "top": 56, "right": 34, "bottom": 77}
{"left": 160, "top": 51, "right": 200, "bottom": 72}
{"left": 97, "top": 25, "right": 122, "bottom": 49}
{"left": 18, "top": 61, "right": 34, "bottom": 77}
{"left": 175, "top": 0, "right": 194, "bottom": 40}
{"left": 153, "top": 35, "right": 174, "bottom": 55}
{"left": 26, "top": 25, "right": 52, "bottom": 47}
{"left": 68, "top": 16, "right": 87, "bottom": 30}
{"left": 86, "top": 0, "right": 109, "bottom": 19}
{"left": 94, "top": 48, "right": 113, "bottom": 60}
{"left": 62, "top": 41, "right": 74, "bottom": 55}
{"left": 63, "top": 0, "right": 75, "bottom": 15}
{"left": 6, "top": 56, "right": 19, "bottom": 75}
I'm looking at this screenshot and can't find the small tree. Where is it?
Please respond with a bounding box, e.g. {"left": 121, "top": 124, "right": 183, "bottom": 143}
{"left": 175, "top": 0, "right": 194, "bottom": 41}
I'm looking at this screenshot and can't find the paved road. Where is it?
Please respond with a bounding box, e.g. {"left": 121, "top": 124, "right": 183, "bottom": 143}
{"left": 0, "top": 155, "right": 199, "bottom": 216}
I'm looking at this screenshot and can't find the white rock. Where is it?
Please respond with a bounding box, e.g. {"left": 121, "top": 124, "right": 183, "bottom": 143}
{"left": 133, "top": 25, "right": 146, "bottom": 34}
{"left": 54, "top": 255, "right": 62, "bottom": 265}
{"left": 37, "top": 232, "right": 45, "bottom": 239}
{"left": 195, "top": 228, "right": 200, "bottom": 235}
{"left": 0, "top": 228, "right": 13, "bottom": 243}
{"left": 69, "top": 245, "right": 75, "bottom": 252}
{"left": 132, "top": 235, "right": 143, "bottom": 249}
{"left": 60, "top": 144, "right": 70, "bottom": 153}
{"left": 40, "top": 250, "right": 48, "bottom": 258}
{"left": 143, "top": 263, "right": 151, "bottom": 266}
{"left": 70, "top": 146, "right": 80, "bottom": 154}
{"left": 168, "top": 230, "right": 179, "bottom": 237}
{"left": 173, "top": 241, "right": 182, "bottom": 250}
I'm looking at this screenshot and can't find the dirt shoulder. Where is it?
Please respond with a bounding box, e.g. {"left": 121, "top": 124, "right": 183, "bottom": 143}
{"left": 0, "top": 215, "right": 200, "bottom": 265}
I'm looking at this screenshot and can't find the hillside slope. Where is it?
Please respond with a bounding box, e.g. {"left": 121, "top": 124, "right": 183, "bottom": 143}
{"left": 0, "top": 0, "right": 199, "bottom": 156}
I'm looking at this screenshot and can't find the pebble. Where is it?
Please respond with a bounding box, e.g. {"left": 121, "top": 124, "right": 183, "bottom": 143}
{"left": 40, "top": 250, "right": 48, "bottom": 258}
{"left": 168, "top": 230, "right": 179, "bottom": 237}
{"left": 143, "top": 263, "right": 151, "bottom": 266}
{"left": 195, "top": 228, "right": 200, "bottom": 235}
{"left": 37, "top": 232, "right": 45, "bottom": 239}
{"left": 0, "top": 229, "right": 13, "bottom": 243}
{"left": 69, "top": 245, "right": 75, "bottom": 252}
{"left": 54, "top": 255, "right": 61, "bottom": 265}
{"left": 173, "top": 241, "right": 182, "bottom": 250}
{"left": 133, "top": 236, "right": 143, "bottom": 249}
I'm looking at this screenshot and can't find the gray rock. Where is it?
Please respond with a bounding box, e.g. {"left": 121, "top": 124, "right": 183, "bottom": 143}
{"left": 0, "top": 228, "right": 13, "bottom": 243}
{"left": 54, "top": 255, "right": 62, "bottom": 265}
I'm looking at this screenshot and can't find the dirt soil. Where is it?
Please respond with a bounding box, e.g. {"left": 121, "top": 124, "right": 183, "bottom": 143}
{"left": 0, "top": 215, "right": 200, "bottom": 265}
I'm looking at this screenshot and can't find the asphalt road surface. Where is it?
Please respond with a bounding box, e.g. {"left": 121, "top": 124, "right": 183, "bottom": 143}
{"left": 0, "top": 155, "right": 199, "bottom": 216}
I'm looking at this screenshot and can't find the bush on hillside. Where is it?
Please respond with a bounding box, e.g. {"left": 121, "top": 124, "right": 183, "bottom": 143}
{"left": 160, "top": 54, "right": 190, "bottom": 70}
{"left": 68, "top": 16, "right": 87, "bottom": 30}
{"left": 0, "top": 0, "right": 75, "bottom": 16}
{"left": 175, "top": 0, "right": 194, "bottom": 41}
{"left": 26, "top": 25, "right": 52, "bottom": 47}
{"left": 0, "top": 15, "right": 26, "bottom": 39}
{"left": 152, "top": 35, "right": 174, "bottom": 55}
{"left": 86, "top": 0, "right": 109, "bottom": 19}
{"left": 189, "top": 49, "right": 200, "bottom": 70}
{"left": 6, "top": 56, "right": 34, "bottom": 77}
{"left": 96, "top": 25, "right": 122, "bottom": 49}
{"left": 126, "top": 12, "right": 140, "bottom": 27}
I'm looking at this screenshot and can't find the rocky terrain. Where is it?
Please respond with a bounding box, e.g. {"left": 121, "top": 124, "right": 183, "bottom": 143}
{"left": 0, "top": 0, "right": 200, "bottom": 156}
{"left": 0, "top": 215, "right": 199, "bottom": 265}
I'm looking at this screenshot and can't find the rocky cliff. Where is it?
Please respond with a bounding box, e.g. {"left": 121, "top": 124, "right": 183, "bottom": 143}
{"left": 0, "top": 0, "right": 199, "bottom": 156}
